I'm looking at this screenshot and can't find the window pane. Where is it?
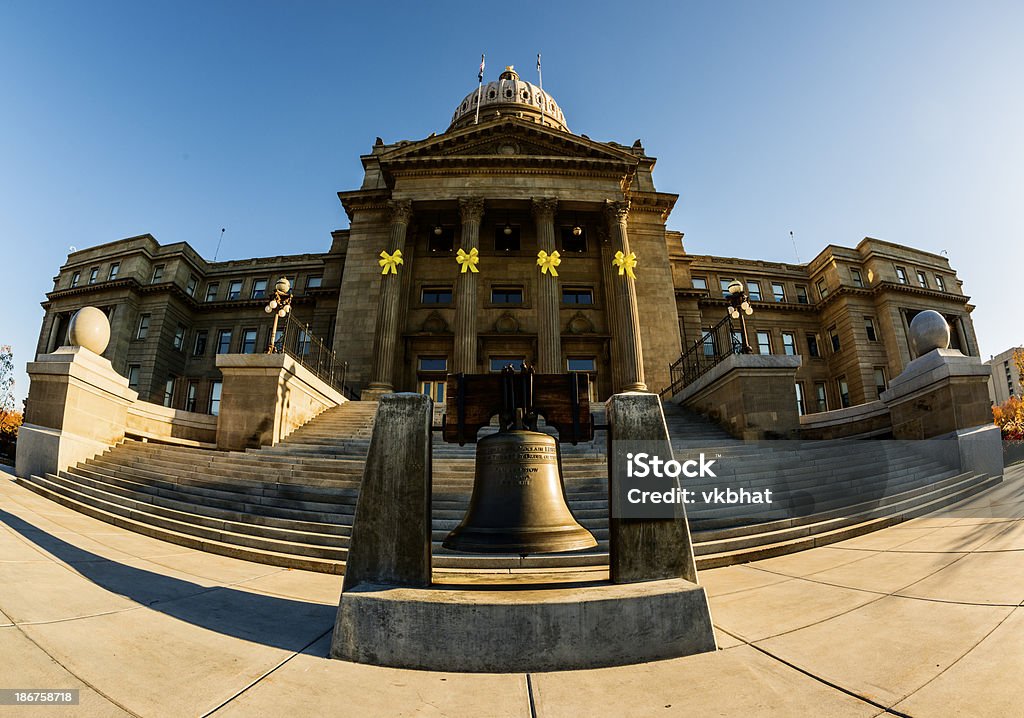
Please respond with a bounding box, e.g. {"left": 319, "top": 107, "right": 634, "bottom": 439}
{"left": 807, "top": 334, "right": 819, "bottom": 357}
{"left": 241, "top": 329, "right": 257, "bottom": 354}
{"left": 491, "top": 287, "right": 523, "bottom": 304}
{"left": 771, "top": 283, "right": 785, "bottom": 302}
{"left": 418, "top": 357, "right": 448, "bottom": 372}
{"left": 782, "top": 332, "right": 796, "bottom": 355}
{"left": 692, "top": 277, "right": 708, "bottom": 290}
{"left": 251, "top": 280, "right": 268, "bottom": 299}
{"left": 720, "top": 279, "right": 733, "bottom": 298}
{"left": 108, "top": 263, "right": 120, "bottom": 280}
{"left": 756, "top": 331, "right": 771, "bottom": 354}
{"left": 865, "top": 318, "right": 877, "bottom": 342}
{"left": 306, "top": 276, "right": 323, "bottom": 289}
{"left": 795, "top": 383, "right": 805, "bottom": 416}
{"left": 796, "top": 286, "right": 808, "bottom": 304}
{"left": 489, "top": 357, "right": 524, "bottom": 372}
{"left": 851, "top": 269, "right": 863, "bottom": 287}
{"left": 228, "top": 281, "right": 242, "bottom": 300}
{"left": 152, "top": 265, "right": 164, "bottom": 283}
{"left": 562, "top": 288, "right": 593, "bottom": 305}
{"left": 422, "top": 287, "right": 453, "bottom": 304}
{"left": 217, "top": 330, "right": 232, "bottom": 354}
{"left": 746, "top": 281, "right": 761, "bottom": 301}
{"left": 210, "top": 381, "right": 222, "bottom": 416}
{"left": 567, "top": 358, "right": 596, "bottom": 372}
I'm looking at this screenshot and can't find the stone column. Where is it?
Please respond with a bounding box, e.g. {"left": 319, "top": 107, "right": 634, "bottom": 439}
{"left": 532, "top": 197, "right": 561, "bottom": 374}
{"left": 605, "top": 200, "right": 647, "bottom": 392}
{"left": 366, "top": 199, "right": 413, "bottom": 394}
{"left": 453, "top": 197, "right": 484, "bottom": 374}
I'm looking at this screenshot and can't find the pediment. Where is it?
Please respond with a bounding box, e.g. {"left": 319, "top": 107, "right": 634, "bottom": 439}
{"left": 379, "top": 118, "right": 639, "bottom": 166}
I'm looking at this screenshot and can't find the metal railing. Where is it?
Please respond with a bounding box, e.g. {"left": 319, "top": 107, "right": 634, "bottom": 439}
{"left": 272, "top": 313, "right": 358, "bottom": 399}
{"left": 661, "top": 315, "right": 741, "bottom": 398}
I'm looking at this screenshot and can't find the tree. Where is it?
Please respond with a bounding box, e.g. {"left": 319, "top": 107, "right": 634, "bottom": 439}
{"left": 0, "top": 345, "right": 15, "bottom": 429}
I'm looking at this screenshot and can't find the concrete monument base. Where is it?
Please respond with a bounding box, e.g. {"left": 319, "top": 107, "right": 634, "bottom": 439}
{"left": 331, "top": 577, "right": 717, "bottom": 672}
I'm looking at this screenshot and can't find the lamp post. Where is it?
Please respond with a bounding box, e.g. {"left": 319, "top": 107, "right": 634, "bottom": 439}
{"left": 727, "top": 279, "right": 754, "bottom": 354}
{"left": 264, "top": 277, "right": 293, "bottom": 353}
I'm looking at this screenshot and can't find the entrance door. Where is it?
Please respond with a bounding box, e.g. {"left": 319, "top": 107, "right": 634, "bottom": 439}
{"left": 418, "top": 378, "right": 445, "bottom": 403}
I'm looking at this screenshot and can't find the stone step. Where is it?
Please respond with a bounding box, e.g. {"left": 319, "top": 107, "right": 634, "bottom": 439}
{"left": 17, "top": 474, "right": 349, "bottom": 564}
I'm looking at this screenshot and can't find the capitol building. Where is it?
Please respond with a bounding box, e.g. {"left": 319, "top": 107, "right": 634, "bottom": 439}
{"left": 35, "top": 65, "right": 979, "bottom": 415}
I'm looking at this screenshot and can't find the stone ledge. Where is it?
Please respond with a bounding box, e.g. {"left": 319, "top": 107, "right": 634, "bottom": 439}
{"left": 799, "top": 400, "right": 889, "bottom": 429}
{"left": 882, "top": 348, "right": 991, "bottom": 402}
{"left": 331, "top": 577, "right": 716, "bottom": 672}
{"left": 672, "top": 354, "right": 802, "bottom": 404}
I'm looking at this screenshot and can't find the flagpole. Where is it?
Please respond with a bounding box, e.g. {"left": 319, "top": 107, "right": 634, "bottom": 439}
{"left": 537, "top": 52, "right": 545, "bottom": 128}
{"left": 475, "top": 53, "right": 485, "bottom": 125}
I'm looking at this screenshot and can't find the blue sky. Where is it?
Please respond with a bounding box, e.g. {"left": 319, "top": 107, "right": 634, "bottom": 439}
{"left": 2, "top": 1, "right": 1022, "bottom": 404}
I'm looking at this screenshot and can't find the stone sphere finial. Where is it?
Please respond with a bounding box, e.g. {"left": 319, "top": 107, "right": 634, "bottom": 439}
{"left": 67, "top": 306, "right": 111, "bottom": 355}
{"left": 909, "top": 310, "right": 950, "bottom": 357}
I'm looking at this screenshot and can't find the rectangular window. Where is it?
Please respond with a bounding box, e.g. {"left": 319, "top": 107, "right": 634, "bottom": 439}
{"left": 193, "top": 330, "right": 208, "bottom": 356}
{"left": 241, "top": 328, "right": 258, "bottom": 354}
{"left": 864, "top": 317, "right": 878, "bottom": 342}
{"left": 296, "top": 330, "right": 311, "bottom": 356}
{"left": 567, "top": 357, "right": 596, "bottom": 372}
{"left": 756, "top": 330, "right": 772, "bottom": 355}
{"left": 217, "top": 329, "right": 232, "bottom": 355}
{"left": 418, "top": 357, "right": 448, "bottom": 372}
{"left": 494, "top": 226, "right": 520, "bottom": 252}
{"left": 796, "top": 285, "right": 809, "bottom": 304}
{"left": 163, "top": 377, "right": 175, "bottom": 408}
{"left": 273, "top": 328, "right": 284, "bottom": 353}
{"left": 491, "top": 287, "right": 523, "bottom": 304}
{"left": 227, "top": 280, "right": 243, "bottom": 300}
{"left": 70, "top": 271, "right": 80, "bottom": 288}
{"left": 874, "top": 367, "right": 887, "bottom": 397}
{"left": 771, "top": 282, "right": 785, "bottom": 302}
{"left": 781, "top": 332, "right": 796, "bottom": 356}
{"left": 421, "top": 287, "right": 453, "bottom": 304}
{"left": 691, "top": 276, "right": 708, "bottom": 291}
{"left": 795, "top": 383, "right": 806, "bottom": 416}
{"left": 151, "top": 265, "right": 164, "bottom": 283}
{"left": 731, "top": 330, "right": 744, "bottom": 354}
{"left": 428, "top": 227, "right": 454, "bottom": 253}
{"left": 209, "top": 381, "right": 222, "bottom": 416}
{"left": 127, "top": 365, "right": 140, "bottom": 390}
{"left": 816, "top": 278, "right": 828, "bottom": 299}
{"left": 560, "top": 226, "right": 587, "bottom": 253}
{"left": 720, "top": 279, "right": 734, "bottom": 299}
{"left": 746, "top": 281, "right": 762, "bottom": 301}
{"left": 251, "top": 279, "right": 268, "bottom": 299}
{"left": 838, "top": 377, "right": 850, "bottom": 408}
{"left": 702, "top": 329, "right": 716, "bottom": 357}
{"left": 829, "top": 325, "right": 841, "bottom": 353}
{"left": 815, "top": 382, "right": 828, "bottom": 412}
{"left": 306, "top": 275, "right": 323, "bottom": 290}
{"left": 89, "top": 267, "right": 99, "bottom": 284}
{"left": 173, "top": 324, "right": 186, "bottom": 351}
{"left": 935, "top": 275, "right": 946, "bottom": 292}
{"left": 136, "top": 314, "right": 150, "bottom": 340}
{"left": 108, "top": 263, "right": 120, "bottom": 281}
{"left": 916, "top": 270, "right": 928, "bottom": 288}
{"left": 807, "top": 333, "right": 820, "bottom": 358}
{"left": 205, "top": 283, "right": 219, "bottom": 302}
{"left": 186, "top": 274, "right": 198, "bottom": 296}
{"left": 850, "top": 268, "right": 863, "bottom": 287}
{"left": 896, "top": 266, "right": 909, "bottom": 284}
{"left": 185, "top": 381, "right": 198, "bottom": 412}
{"left": 489, "top": 356, "right": 525, "bottom": 372}
{"left": 562, "top": 288, "right": 594, "bottom": 305}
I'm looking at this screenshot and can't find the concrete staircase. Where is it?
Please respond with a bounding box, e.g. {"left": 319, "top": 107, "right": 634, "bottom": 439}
{"left": 16, "top": 399, "right": 1001, "bottom": 574}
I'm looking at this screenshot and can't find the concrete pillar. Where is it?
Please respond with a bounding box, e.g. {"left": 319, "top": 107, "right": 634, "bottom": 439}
{"left": 605, "top": 200, "right": 647, "bottom": 392}
{"left": 366, "top": 199, "right": 413, "bottom": 394}
{"left": 453, "top": 197, "right": 484, "bottom": 374}
{"left": 532, "top": 197, "right": 561, "bottom": 374}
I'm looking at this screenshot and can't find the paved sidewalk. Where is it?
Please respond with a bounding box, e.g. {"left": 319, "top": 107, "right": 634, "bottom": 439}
{"left": 0, "top": 462, "right": 1021, "bottom": 717}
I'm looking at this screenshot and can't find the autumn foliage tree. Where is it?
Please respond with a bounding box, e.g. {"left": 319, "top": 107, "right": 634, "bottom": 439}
{"left": 992, "top": 348, "right": 1024, "bottom": 442}
{"left": 0, "top": 345, "right": 20, "bottom": 459}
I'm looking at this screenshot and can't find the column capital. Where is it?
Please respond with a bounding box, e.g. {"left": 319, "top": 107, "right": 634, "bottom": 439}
{"left": 388, "top": 199, "right": 413, "bottom": 225}
{"left": 530, "top": 197, "right": 558, "bottom": 221}
{"left": 604, "top": 199, "right": 630, "bottom": 228}
{"left": 459, "top": 197, "right": 485, "bottom": 223}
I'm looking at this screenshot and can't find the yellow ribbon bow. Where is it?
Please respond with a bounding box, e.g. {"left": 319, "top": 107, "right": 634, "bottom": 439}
{"left": 456, "top": 247, "right": 480, "bottom": 273}
{"left": 536, "top": 250, "right": 561, "bottom": 277}
{"left": 612, "top": 250, "right": 638, "bottom": 279}
{"left": 378, "top": 249, "right": 404, "bottom": 275}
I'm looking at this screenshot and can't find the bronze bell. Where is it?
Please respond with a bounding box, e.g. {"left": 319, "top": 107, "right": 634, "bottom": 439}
{"left": 443, "top": 428, "right": 598, "bottom": 554}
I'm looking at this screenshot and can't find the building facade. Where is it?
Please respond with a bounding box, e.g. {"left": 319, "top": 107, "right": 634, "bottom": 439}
{"left": 33, "top": 66, "right": 980, "bottom": 417}
{"left": 986, "top": 347, "right": 1023, "bottom": 405}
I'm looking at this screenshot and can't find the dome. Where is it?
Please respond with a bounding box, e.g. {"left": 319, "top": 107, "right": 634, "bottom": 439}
{"left": 449, "top": 66, "right": 569, "bottom": 132}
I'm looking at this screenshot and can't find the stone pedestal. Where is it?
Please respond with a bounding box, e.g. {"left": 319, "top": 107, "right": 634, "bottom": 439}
{"left": 673, "top": 354, "right": 803, "bottom": 440}
{"left": 881, "top": 349, "right": 994, "bottom": 440}
{"left": 215, "top": 353, "right": 346, "bottom": 451}
{"left": 16, "top": 346, "right": 136, "bottom": 479}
